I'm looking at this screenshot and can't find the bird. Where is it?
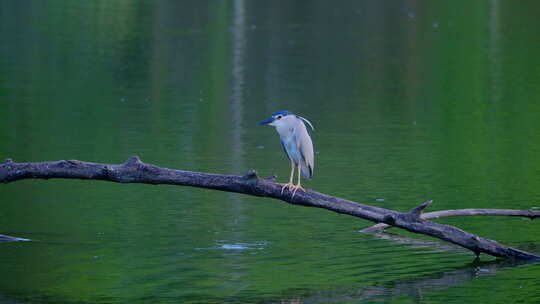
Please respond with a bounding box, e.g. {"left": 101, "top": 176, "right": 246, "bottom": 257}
{"left": 258, "top": 110, "right": 315, "bottom": 196}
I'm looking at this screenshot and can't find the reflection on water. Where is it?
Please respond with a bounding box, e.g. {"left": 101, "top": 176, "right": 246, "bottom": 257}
{"left": 2, "top": 1, "right": 540, "bottom": 303}
{"left": 273, "top": 259, "right": 539, "bottom": 304}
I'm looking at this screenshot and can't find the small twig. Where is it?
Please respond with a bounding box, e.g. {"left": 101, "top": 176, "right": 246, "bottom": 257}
{"left": 408, "top": 200, "right": 433, "bottom": 218}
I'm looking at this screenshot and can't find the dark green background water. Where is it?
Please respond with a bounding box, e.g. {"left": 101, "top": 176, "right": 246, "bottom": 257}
{"left": 2, "top": 1, "right": 540, "bottom": 303}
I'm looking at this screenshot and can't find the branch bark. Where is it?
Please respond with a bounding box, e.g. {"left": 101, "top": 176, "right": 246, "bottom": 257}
{"left": 362, "top": 208, "right": 540, "bottom": 233}
{"left": 1, "top": 157, "right": 539, "bottom": 261}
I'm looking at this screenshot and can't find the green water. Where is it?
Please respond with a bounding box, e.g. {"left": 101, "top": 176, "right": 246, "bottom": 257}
{"left": 2, "top": 1, "right": 540, "bottom": 303}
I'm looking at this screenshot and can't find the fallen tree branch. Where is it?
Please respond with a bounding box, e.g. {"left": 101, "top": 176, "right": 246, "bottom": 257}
{"left": 362, "top": 208, "right": 540, "bottom": 233}
{"left": 1, "top": 156, "right": 539, "bottom": 260}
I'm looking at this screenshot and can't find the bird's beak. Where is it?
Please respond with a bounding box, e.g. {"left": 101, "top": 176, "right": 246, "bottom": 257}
{"left": 257, "top": 117, "right": 274, "bottom": 126}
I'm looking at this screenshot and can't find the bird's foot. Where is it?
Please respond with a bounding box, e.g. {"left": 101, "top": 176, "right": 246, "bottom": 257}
{"left": 280, "top": 183, "right": 306, "bottom": 198}
{"left": 281, "top": 183, "right": 295, "bottom": 195}
{"left": 290, "top": 184, "right": 305, "bottom": 198}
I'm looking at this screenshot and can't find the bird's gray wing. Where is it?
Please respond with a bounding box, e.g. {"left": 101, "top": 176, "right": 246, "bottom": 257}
{"left": 295, "top": 120, "right": 314, "bottom": 179}
{"left": 280, "top": 138, "right": 292, "bottom": 162}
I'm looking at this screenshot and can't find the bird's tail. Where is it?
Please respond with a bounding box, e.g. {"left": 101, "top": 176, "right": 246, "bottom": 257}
{"left": 300, "top": 163, "right": 313, "bottom": 179}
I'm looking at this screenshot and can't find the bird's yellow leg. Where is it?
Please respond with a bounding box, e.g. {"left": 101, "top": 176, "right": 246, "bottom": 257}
{"left": 281, "top": 162, "right": 296, "bottom": 194}
{"left": 291, "top": 166, "right": 305, "bottom": 198}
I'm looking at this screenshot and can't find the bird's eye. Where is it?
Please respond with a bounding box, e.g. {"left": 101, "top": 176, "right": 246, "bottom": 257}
{"left": 276, "top": 115, "right": 282, "bottom": 119}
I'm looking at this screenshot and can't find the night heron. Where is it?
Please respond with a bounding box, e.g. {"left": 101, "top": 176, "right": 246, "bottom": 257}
{"left": 258, "top": 110, "right": 315, "bottom": 196}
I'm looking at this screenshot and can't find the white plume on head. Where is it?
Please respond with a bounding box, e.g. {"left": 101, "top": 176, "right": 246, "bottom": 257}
{"left": 297, "top": 115, "right": 314, "bottom": 131}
